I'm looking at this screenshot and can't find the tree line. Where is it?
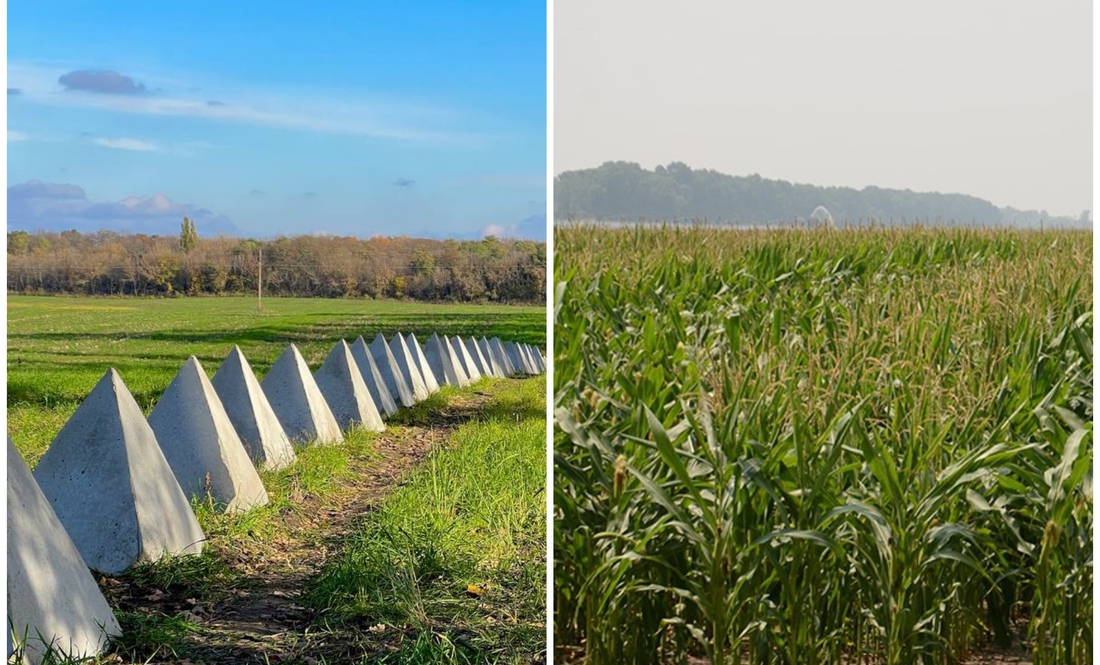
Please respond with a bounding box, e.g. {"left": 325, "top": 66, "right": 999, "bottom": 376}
{"left": 8, "top": 229, "right": 546, "bottom": 303}
{"left": 555, "top": 161, "right": 1087, "bottom": 227}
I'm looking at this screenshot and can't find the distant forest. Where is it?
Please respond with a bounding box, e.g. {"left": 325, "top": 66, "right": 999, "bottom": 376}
{"left": 555, "top": 162, "right": 1088, "bottom": 228}
{"left": 7, "top": 229, "right": 546, "bottom": 303}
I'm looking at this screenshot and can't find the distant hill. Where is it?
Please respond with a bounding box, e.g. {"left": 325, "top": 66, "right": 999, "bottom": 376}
{"left": 555, "top": 162, "right": 1088, "bottom": 228}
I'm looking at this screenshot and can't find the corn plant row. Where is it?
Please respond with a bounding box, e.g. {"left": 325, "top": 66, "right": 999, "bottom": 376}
{"left": 553, "top": 225, "right": 1092, "bottom": 665}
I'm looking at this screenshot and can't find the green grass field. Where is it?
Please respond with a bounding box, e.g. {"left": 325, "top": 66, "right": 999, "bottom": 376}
{"left": 7, "top": 295, "right": 547, "bottom": 664}
{"left": 554, "top": 225, "right": 1091, "bottom": 665}
{"left": 8, "top": 295, "right": 544, "bottom": 464}
{"left": 310, "top": 378, "right": 547, "bottom": 663}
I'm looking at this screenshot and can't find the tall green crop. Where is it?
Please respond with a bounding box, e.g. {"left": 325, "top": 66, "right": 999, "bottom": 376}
{"left": 554, "top": 225, "right": 1092, "bottom": 665}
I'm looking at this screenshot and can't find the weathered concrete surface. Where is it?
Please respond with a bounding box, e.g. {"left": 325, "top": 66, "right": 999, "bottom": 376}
{"left": 490, "top": 337, "right": 517, "bottom": 376}
{"left": 389, "top": 334, "right": 430, "bottom": 402}
{"left": 350, "top": 336, "right": 399, "bottom": 417}
{"left": 315, "top": 340, "right": 385, "bottom": 432}
{"left": 533, "top": 346, "right": 546, "bottom": 372}
{"left": 368, "top": 334, "right": 416, "bottom": 408}
{"left": 33, "top": 369, "right": 205, "bottom": 575}
{"left": 261, "top": 345, "right": 344, "bottom": 445}
{"left": 450, "top": 335, "right": 482, "bottom": 382}
{"left": 477, "top": 337, "right": 507, "bottom": 377}
{"left": 211, "top": 346, "right": 297, "bottom": 471}
{"left": 407, "top": 332, "right": 441, "bottom": 393}
{"left": 465, "top": 336, "right": 495, "bottom": 377}
{"left": 8, "top": 438, "right": 121, "bottom": 665}
{"left": 425, "top": 333, "right": 468, "bottom": 387}
{"left": 149, "top": 357, "right": 270, "bottom": 514}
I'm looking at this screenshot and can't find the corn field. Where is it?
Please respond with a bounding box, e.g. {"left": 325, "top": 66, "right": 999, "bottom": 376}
{"left": 553, "top": 225, "right": 1092, "bottom": 665}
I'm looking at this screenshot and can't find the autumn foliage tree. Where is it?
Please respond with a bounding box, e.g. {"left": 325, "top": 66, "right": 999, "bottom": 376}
{"left": 7, "top": 230, "right": 545, "bottom": 303}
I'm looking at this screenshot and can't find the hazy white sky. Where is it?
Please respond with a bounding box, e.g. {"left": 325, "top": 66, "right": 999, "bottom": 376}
{"left": 555, "top": 0, "right": 1091, "bottom": 216}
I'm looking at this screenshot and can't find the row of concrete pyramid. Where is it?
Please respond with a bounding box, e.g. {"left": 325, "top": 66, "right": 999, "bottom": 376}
{"left": 8, "top": 332, "right": 544, "bottom": 664}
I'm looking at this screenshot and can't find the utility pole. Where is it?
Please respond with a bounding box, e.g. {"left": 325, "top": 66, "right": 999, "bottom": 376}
{"left": 257, "top": 246, "right": 263, "bottom": 312}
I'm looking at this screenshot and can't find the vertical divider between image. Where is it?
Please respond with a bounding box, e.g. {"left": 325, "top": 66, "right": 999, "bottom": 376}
{"left": 544, "top": 0, "right": 556, "bottom": 659}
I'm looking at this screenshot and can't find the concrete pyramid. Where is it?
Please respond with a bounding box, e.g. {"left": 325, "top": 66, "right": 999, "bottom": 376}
{"left": 33, "top": 369, "right": 205, "bottom": 575}
{"left": 450, "top": 335, "right": 482, "bottom": 382}
{"left": 490, "top": 337, "right": 517, "bottom": 376}
{"left": 261, "top": 344, "right": 344, "bottom": 445}
{"left": 149, "top": 357, "right": 270, "bottom": 514}
{"left": 517, "top": 342, "right": 535, "bottom": 374}
{"left": 315, "top": 340, "right": 385, "bottom": 432}
{"left": 8, "top": 438, "right": 121, "bottom": 665}
{"left": 520, "top": 344, "right": 539, "bottom": 373}
{"left": 350, "top": 336, "right": 399, "bottom": 417}
{"left": 389, "top": 333, "right": 430, "bottom": 402}
{"left": 211, "top": 346, "right": 296, "bottom": 471}
{"left": 425, "top": 333, "right": 468, "bottom": 387}
{"left": 478, "top": 336, "right": 507, "bottom": 377}
{"left": 368, "top": 333, "right": 416, "bottom": 408}
{"left": 407, "top": 332, "right": 441, "bottom": 393}
{"left": 522, "top": 344, "right": 541, "bottom": 374}
{"left": 535, "top": 346, "right": 547, "bottom": 372}
{"left": 465, "top": 336, "right": 495, "bottom": 378}
{"left": 505, "top": 342, "right": 530, "bottom": 375}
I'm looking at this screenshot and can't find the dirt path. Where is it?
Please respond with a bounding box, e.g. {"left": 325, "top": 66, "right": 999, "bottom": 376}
{"left": 101, "top": 390, "right": 496, "bottom": 665}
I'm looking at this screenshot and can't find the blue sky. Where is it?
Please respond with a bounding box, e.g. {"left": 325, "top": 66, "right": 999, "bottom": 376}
{"left": 8, "top": 1, "right": 546, "bottom": 239}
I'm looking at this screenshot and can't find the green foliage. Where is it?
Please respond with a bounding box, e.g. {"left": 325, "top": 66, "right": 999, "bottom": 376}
{"left": 8, "top": 229, "right": 31, "bottom": 254}
{"left": 554, "top": 225, "right": 1092, "bottom": 665}
{"left": 309, "top": 377, "right": 547, "bottom": 664}
{"left": 8, "top": 296, "right": 545, "bottom": 467}
{"left": 179, "top": 216, "right": 198, "bottom": 253}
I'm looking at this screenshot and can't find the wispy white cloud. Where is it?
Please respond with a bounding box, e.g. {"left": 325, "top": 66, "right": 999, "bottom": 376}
{"left": 8, "top": 130, "right": 30, "bottom": 142}
{"left": 9, "top": 62, "right": 487, "bottom": 145}
{"left": 89, "top": 137, "right": 160, "bottom": 152}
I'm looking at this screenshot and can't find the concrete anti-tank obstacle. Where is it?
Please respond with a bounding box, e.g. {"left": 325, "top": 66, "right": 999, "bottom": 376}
{"left": 350, "top": 336, "right": 399, "bottom": 417}
{"left": 315, "top": 340, "right": 385, "bottom": 432}
{"left": 444, "top": 335, "right": 473, "bottom": 384}
{"left": 149, "top": 357, "right": 270, "bottom": 514}
{"left": 504, "top": 341, "right": 531, "bottom": 375}
{"left": 478, "top": 336, "right": 507, "bottom": 377}
{"left": 425, "top": 333, "right": 468, "bottom": 387}
{"left": 520, "top": 344, "right": 540, "bottom": 374}
{"left": 407, "top": 332, "right": 441, "bottom": 393}
{"left": 8, "top": 438, "right": 121, "bottom": 665}
{"left": 33, "top": 369, "right": 205, "bottom": 575}
{"left": 389, "top": 334, "right": 430, "bottom": 402}
{"left": 516, "top": 343, "right": 535, "bottom": 374}
{"left": 522, "top": 344, "right": 542, "bottom": 374}
{"left": 368, "top": 334, "right": 416, "bottom": 408}
{"left": 465, "top": 336, "right": 495, "bottom": 377}
{"left": 211, "top": 346, "right": 296, "bottom": 471}
{"left": 490, "top": 337, "right": 517, "bottom": 376}
{"left": 450, "top": 335, "right": 482, "bottom": 382}
{"left": 261, "top": 344, "right": 344, "bottom": 445}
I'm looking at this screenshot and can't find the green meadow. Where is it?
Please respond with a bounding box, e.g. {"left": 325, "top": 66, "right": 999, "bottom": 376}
{"left": 8, "top": 295, "right": 544, "bottom": 464}
{"left": 8, "top": 294, "right": 547, "bottom": 664}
